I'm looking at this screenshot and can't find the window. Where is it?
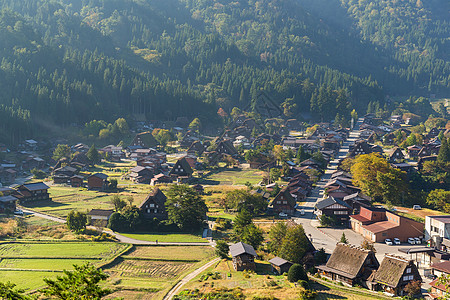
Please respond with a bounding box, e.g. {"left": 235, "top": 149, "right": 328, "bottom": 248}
{"left": 149, "top": 203, "right": 155, "bottom": 207}
{"left": 406, "top": 268, "right": 411, "bottom": 273}
{"left": 403, "top": 275, "right": 414, "bottom": 281}
{"left": 283, "top": 201, "right": 287, "bottom": 204}
{"left": 334, "top": 211, "right": 348, "bottom": 215}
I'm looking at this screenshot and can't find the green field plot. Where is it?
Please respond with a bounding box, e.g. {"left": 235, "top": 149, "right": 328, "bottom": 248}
{"left": 200, "top": 169, "right": 264, "bottom": 185}
{"left": 0, "top": 242, "right": 127, "bottom": 258}
{"left": 120, "top": 232, "right": 207, "bottom": 243}
{"left": 125, "top": 245, "right": 214, "bottom": 261}
{"left": 0, "top": 271, "right": 59, "bottom": 291}
{"left": 0, "top": 258, "right": 98, "bottom": 270}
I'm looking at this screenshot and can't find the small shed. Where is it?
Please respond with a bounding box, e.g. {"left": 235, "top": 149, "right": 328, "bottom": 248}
{"left": 269, "top": 257, "right": 293, "bottom": 274}
{"left": 87, "top": 209, "right": 114, "bottom": 227}
{"left": 70, "top": 175, "right": 84, "bottom": 188}
{"left": 230, "top": 242, "right": 257, "bottom": 271}
{"left": 87, "top": 173, "right": 108, "bottom": 191}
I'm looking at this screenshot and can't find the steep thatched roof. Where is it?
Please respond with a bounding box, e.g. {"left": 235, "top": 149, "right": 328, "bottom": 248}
{"left": 139, "top": 187, "right": 167, "bottom": 209}
{"left": 368, "top": 255, "right": 418, "bottom": 288}
{"left": 321, "top": 243, "right": 378, "bottom": 279}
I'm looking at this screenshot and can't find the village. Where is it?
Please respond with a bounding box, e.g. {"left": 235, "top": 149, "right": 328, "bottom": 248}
{"left": 0, "top": 99, "right": 449, "bottom": 300}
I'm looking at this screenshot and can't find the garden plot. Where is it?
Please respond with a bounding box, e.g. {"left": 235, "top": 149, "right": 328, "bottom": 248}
{"left": 110, "top": 258, "right": 195, "bottom": 278}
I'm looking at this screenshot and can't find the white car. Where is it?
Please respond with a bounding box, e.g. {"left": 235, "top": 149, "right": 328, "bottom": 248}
{"left": 393, "top": 238, "right": 401, "bottom": 245}
{"left": 300, "top": 209, "right": 305, "bottom": 215}
{"left": 279, "top": 212, "right": 288, "bottom": 218}
{"left": 413, "top": 205, "right": 422, "bottom": 210}
{"left": 414, "top": 237, "right": 421, "bottom": 244}
{"left": 14, "top": 209, "right": 24, "bottom": 216}
{"left": 408, "top": 238, "right": 416, "bottom": 245}
{"left": 385, "top": 239, "right": 393, "bottom": 245}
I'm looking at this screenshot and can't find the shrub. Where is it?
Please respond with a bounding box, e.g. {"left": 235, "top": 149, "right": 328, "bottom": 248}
{"left": 297, "top": 280, "right": 309, "bottom": 289}
{"left": 288, "top": 264, "right": 307, "bottom": 282}
{"left": 215, "top": 240, "right": 230, "bottom": 259}
{"left": 298, "top": 289, "right": 317, "bottom": 300}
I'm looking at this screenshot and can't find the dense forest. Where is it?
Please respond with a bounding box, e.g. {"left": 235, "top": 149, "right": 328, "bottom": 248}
{"left": 0, "top": 0, "right": 448, "bottom": 143}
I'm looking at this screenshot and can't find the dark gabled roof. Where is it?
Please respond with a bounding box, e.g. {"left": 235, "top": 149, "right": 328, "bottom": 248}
{"left": 368, "top": 255, "right": 416, "bottom": 288}
{"left": 22, "top": 182, "right": 49, "bottom": 191}
{"left": 87, "top": 209, "right": 114, "bottom": 217}
{"left": 169, "top": 157, "right": 193, "bottom": 176}
{"left": 139, "top": 188, "right": 167, "bottom": 209}
{"left": 343, "top": 192, "right": 371, "bottom": 202}
{"left": 133, "top": 131, "right": 157, "bottom": 148}
{"left": 230, "top": 242, "right": 257, "bottom": 257}
{"left": 323, "top": 243, "right": 378, "bottom": 279}
{"left": 315, "top": 196, "right": 352, "bottom": 210}
{"left": 269, "top": 257, "right": 293, "bottom": 267}
{"left": 0, "top": 195, "right": 17, "bottom": 203}
{"left": 88, "top": 173, "right": 108, "bottom": 180}
{"left": 270, "top": 187, "right": 296, "bottom": 207}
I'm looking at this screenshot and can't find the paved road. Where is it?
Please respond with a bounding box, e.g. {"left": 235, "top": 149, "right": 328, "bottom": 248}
{"left": 163, "top": 258, "right": 220, "bottom": 300}
{"left": 21, "top": 208, "right": 214, "bottom": 246}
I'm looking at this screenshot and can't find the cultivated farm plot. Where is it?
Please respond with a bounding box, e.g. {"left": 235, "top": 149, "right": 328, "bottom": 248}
{"left": 119, "top": 232, "right": 208, "bottom": 243}
{"left": 0, "top": 242, "right": 129, "bottom": 291}
{"left": 0, "top": 242, "right": 127, "bottom": 258}
{"left": 0, "top": 258, "right": 98, "bottom": 270}
{"left": 125, "top": 245, "right": 215, "bottom": 261}
{"left": 109, "top": 258, "right": 195, "bottom": 278}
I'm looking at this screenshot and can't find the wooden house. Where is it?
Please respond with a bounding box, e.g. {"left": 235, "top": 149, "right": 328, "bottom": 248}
{"left": 407, "top": 145, "right": 421, "bottom": 158}
{"left": 87, "top": 209, "right": 114, "bottom": 227}
{"left": 139, "top": 188, "right": 168, "bottom": 220}
{"left": 150, "top": 173, "right": 173, "bottom": 185}
{"left": 87, "top": 173, "right": 108, "bottom": 191}
{"left": 349, "top": 141, "right": 372, "bottom": 157}
{"left": 317, "top": 243, "right": 379, "bottom": 287}
{"left": 14, "top": 182, "right": 50, "bottom": 202}
{"left": 388, "top": 147, "right": 405, "bottom": 162}
{"left": 270, "top": 187, "right": 296, "bottom": 215}
{"left": 129, "top": 166, "right": 153, "bottom": 184}
{"left": 216, "top": 140, "right": 238, "bottom": 157}
{"left": 368, "top": 255, "right": 421, "bottom": 296}
{"left": 315, "top": 196, "right": 352, "bottom": 226}
{"left": 342, "top": 192, "right": 371, "bottom": 214}
{"left": 230, "top": 242, "right": 257, "bottom": 271}
{"left": 169, "top": 157, "right": 193, "bottom": 179}
{"left": 130, "top": 131, "right": 158, "bottom": 148}
{"left": 0, "top": 195, "right": 17, "bottom": 213}
{"left": 70, "top": 175, "right": 84, "bottom": 187}
{"left": 269, "top": 257, "right": 293, "bottom": 274}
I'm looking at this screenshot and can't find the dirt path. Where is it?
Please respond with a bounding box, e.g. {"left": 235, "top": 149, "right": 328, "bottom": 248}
{"left": 163, "top": 257, "right": 221, "bottom": 300}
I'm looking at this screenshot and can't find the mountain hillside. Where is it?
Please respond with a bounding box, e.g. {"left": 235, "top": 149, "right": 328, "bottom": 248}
{"left": 0, "top": 0, "right": 447, "bottom": 143}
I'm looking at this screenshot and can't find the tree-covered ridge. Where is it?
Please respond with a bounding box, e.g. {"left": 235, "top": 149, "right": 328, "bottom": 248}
{"left": 0, "top": 0, "right": 447, "bottom": 143}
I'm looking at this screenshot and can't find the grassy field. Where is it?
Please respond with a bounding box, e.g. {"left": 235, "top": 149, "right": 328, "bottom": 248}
{"left": 199, "top": 168, "right": 265, "bottom": 185}
{"left": 124, "top": 245, "right": 214, "bottom": 261}
{"left": 119, "top": 232, "right": 207, "bottom": 243}
{"left": 0, "top": 241, "right": 129, "bottom": 291}
{"left": 0, "top": 242, "right": 126, "bottom": 257}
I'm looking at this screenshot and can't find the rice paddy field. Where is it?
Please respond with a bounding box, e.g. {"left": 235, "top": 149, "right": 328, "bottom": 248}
{"left": 0, "top": 241, "right": 130, "bottom": 291}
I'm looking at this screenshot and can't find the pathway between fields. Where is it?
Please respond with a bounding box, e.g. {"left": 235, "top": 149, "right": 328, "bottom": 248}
{"left": 21, "top": 208, "right": 214, "bottom": 246}
{"left": 163, "top": 257, "right": 221, "bottom": 300}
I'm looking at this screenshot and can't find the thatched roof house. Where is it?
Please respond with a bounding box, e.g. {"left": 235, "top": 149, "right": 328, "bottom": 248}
{"left": 368, "top": 255, "right": 421, "bottom": 296}
{"left": 317, "top": 243, "right": 379, "bottom": 287}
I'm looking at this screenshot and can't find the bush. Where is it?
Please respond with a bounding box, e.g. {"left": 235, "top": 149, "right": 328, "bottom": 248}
{"left": 31, "top": 168, "right": 46, "bottom": 179}
{"left": 298, "top": 289, "right": 317, "bottom": 300}
{"left": 297, "top": 280, "right": 309, "bottom": 289}
{"left": 288, "top": 264, "right": 308, "bottom": 283}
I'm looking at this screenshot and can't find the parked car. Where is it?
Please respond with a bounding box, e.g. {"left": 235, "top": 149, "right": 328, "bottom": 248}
{"left": 279, "top": 212, "right": 288, "bottom": 218}
{"left": 413, "top": 205, "right": 422, "bottom": 210}
{"left": 415, "top": 237, "right": 421, "bottom": 244}
{"left": 408, "top": 238, "right": 416, "bottom": 245}
{"left": 13, "top": 209, "right": 24, "bottom": 216}
{"left": 385, "top": 239, "right": 393, "bottom": 245}
{"left": 300, "top": 209, "right": 305, "bottom": 215}
{"left": 393, "top": 238, "right": 401, "bottom": 245}
{"left": 426, "top": 274, "right": 437, "bottom": 280}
